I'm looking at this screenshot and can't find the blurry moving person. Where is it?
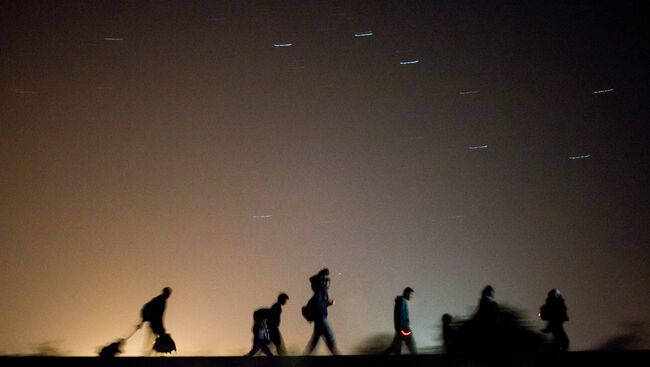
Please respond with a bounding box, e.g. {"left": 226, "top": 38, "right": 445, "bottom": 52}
{"left": 140, "top": 287, "right": 176, "bottom": 354}
{"left": 245, "top": 308, "right": 273, "bottom": 356}
{"left": 305, "top": 268, "right": 339, "bottom": 355}
{"left": 475, "top": 285, "right": 499, "bottom": 330}
{"left": 385, "top": 287, "right": 417, "bottom": 354}
{"left": 441, "top": 313, "right": 455, "bottom": 354}
{"left": 268, "top": 293, "right": 289, "bottom": 355}
{"left": 540, "top": 289, "right": 569, "bottom": 351}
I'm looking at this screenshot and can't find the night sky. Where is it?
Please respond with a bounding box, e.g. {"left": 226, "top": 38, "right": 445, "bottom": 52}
{"left": 1, "top": 0, "right": 649, "bottom": 356}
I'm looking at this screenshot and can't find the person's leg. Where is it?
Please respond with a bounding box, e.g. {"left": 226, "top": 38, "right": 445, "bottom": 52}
{"left": 261, "top": 344, "right": 274, "bottom": 356}
{"left": 384, "top": 333, "right": 401, "bottom": 354}
{"left": 277, "top": 330, "right": 286, "bottom": 355}
{"left": 306, "top": 321, "right": 323, "bottom": 354}
{"left": 269, "top": 328, "right": 284, "bottom": 355}
{"left": 555, "top": 327, "right": 569, "bottom": 352}
{"left": 143, "top": 324, "right": 156, "bottom": 355}
{"left": 245, "top": 342, "right": 260, "bottom": 357}
{"left": 321, "top": 318, "right": 339, "bottom": 355}
{"left": 405, "top": 334, "right": 417, "bottom": 354}
{"left": 150, "top": 320, "right": 166, "bottom": 336}
{"left": 244, "top": 343, "right": 260, "bottom": 357}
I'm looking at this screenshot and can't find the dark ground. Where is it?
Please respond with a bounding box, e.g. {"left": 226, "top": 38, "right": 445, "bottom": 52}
{"left": 1, "top": 352, "right": 649, "bottom": 367}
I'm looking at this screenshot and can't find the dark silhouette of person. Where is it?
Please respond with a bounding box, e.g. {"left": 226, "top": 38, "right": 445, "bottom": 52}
{"left": 140, "top": 287, "right": 176, "bottom": 354}
{"left": 385, "top": 287, "right": 417, "bottom": 354}
{"left": 471, "top": 285, "right": 500, "bottom": 351}
{"left": 268, "top": 293, "right": 289, "bottom": 355}
{"left": 246, "top": 308, "right": 273, "bottom": 356}
{"left": 141, "top": 287, "right": 172, "bottom": 336}
{"left": 306, "top": 268, "right": 339, "bottom": 355}
{"left": 540, "top": 288, "right": 569, "bottom": 351}
{"left": 441, "top": 313, "right": 454, "bottom": 353}
{"left": 475, "top": 286, "right": 500, "bottom": 331}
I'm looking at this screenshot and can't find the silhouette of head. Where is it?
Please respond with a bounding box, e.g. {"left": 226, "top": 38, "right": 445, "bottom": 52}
{"left": 319, "top": 268, "right": 330, "bottom": 277}
{"left": 403, "top": 287, "right": 414, "bottom": 300}
{"left": 481, "top": 285, "right": 494, "bottom": 299}
{"left": 548, "top": 288, "right": 561, "bottom": 298}
{"left": 162, "top": 287, "right": 172, "bottom": 299}
{"left": 278, "top": 293, "right": 289, "bottom": 305}
{"left": 442, "top": 313, "right": 452, "bottom": 325}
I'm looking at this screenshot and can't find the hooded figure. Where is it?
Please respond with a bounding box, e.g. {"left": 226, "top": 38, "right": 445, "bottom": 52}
{"left": 540, "top": 289, "right": 569, "bottom": 351}
{"left": 305, "top": 268, "right": 339, "bottom": 355}
{"left": 385, "top": 287, "right": 416, "bottom": 354}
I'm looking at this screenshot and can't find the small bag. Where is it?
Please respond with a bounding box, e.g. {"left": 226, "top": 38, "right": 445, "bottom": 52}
{"left": 153, "top": 333, "right": 177, "bottom": 354}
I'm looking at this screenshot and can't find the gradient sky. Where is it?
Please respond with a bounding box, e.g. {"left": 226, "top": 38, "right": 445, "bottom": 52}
{"left": 1, "top": 0, "right": 648, "bottom": 356}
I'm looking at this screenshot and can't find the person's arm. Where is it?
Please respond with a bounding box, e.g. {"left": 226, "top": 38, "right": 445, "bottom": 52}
{"left": 401, "top": 301, "right": 411, "bottom": 332}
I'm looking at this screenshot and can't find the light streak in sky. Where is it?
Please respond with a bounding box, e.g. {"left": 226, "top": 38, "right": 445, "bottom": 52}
{"left": 252, "top": 215, "right": 272, "bottom": 219}
{"left": 569, "top": 154, "right": 591, "bottom": 160}
{"left": 468, "top": 145, "right": 489, "bottom": 150}
{"left": 273, "top": 43, "right": 293, "bottom": 47}
{"left": 103, "top": 37, "right": 124, "bottom": 41}
{"left": 354, "top": 31, "right": 374, "bottom": 37}
{"left": 12, "top": 89, "right": 39, "bottom": 94}
{"left": 399, "top": 60, "right": 419, "bottom": 65}
{"left": 459, "top": 90, "right": 479, "bottom": 95}
{"left": 592, "top": 88, "right": 614, "bottom": 94}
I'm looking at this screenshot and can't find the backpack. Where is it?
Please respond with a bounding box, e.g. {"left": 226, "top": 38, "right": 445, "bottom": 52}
{"left": 302, "top": 297, "right": 317, "bottom": 322}
{"left": 302, "top": 305, "right": 314, "bottom": 322}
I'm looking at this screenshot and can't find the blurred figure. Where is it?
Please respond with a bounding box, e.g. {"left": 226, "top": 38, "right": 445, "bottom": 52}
{"left": 98, "top": 339, "right": 124, "bottom": 358}
{"left": 98, "top": 324, "right": 142, "bottom": 358}
{"left": 385, "top": 287, "right": 416, "bottom": 354}
{"left": 471, "top": 285, "right": 500, "bottom": 351}
{"left": 140, "top": 287, "right": 176, "bottom": 354}
{"left": 268, "top": 293, "right": 289, "bottom": 355}
{"left": 141, "top": 287, "right": 172, "bottom": 337}
{"left": 246, "top": 308, "right": 273, "bottom": 356}
{"left": 540, "top": 288, "right": 569, "bottom": 351}
{"left": 305, "top": 268, "right": 339, "bottom": 355}
{"left": 441, "top": 287, "right": 545, "bottom": 353}
{"left": 475, "top": 286, "right": 500, "bottom": 332}
{"left": 441, "top": 313, "right": 454, "bottom": 353}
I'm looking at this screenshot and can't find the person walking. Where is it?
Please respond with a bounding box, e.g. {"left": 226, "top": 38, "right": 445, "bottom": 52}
{"left": 540, "top": 288, "right": 569, "bottom": 351}
{"left": 385, "top": 287, "right": 417, "bottom": 354}
{"left": 305, "top": 268, "right": 339, "bottom": 355}
{"left": 140, "top": 287, "right": 176, "bottom": 354}
{"left": 268, "top": 293, "right": 289, "bottom": 355}
{"left": 245, "top": 308, "right": 273, "bottom": 356}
